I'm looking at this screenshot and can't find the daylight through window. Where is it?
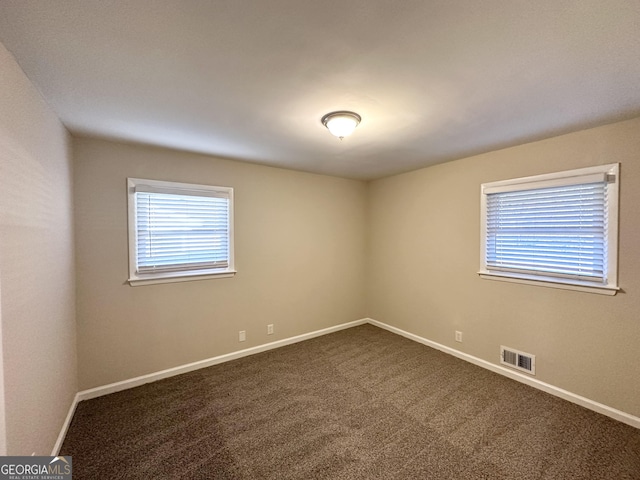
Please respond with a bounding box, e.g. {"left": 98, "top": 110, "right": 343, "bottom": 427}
{"left": 127, "top": 178, "right": 235, "bottom": 286}
{"left": 479, "top": 164, "right": 619, "bottom": 295}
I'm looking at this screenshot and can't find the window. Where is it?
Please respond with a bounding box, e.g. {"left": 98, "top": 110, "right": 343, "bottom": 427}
{"left": 479, "top": 164, "right": 619, "bottom": 295}
{"left": 127, "top": 178, "right": 235, "bottom": 286}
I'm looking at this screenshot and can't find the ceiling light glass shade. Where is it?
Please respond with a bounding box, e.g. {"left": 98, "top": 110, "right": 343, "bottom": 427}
{"left": 321, "top": 111, "right": 361, "bottom": 139}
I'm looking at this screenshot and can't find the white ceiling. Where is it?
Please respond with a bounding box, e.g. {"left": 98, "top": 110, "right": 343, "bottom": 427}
{"left": 1, "top": 1, "right": 639, "bottom": 180}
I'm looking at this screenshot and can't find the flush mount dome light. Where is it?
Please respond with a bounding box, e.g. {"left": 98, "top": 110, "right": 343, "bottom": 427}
{"left": 321, "top": 111, "right": 361, "bottom": 139}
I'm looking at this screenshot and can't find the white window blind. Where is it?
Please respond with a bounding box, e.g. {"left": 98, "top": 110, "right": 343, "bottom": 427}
{"left": 128, "top": 178, "right": 234, "bottom": 285}
{"left": 479, "top": 164, "right": 619, "bottom": 294}
{"left": 485, "top": 182, "right": 607, "bottom": 282}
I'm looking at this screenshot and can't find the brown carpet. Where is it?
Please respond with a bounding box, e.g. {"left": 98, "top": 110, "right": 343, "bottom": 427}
{"left": 61, "top": 324, "right": 640, "bottom": 479}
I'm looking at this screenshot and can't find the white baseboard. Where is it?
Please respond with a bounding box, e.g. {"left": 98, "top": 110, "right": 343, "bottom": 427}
{"left": 55, "top": 314, "right": 637, "bottom": 454}
{"left": 367, "top": 318, "right": 640, "bottom": 430}
{"left": 77, "top": 318, "right": 368, "bottom": 402}
{"left": 51, "top": 392, "right": 80, "bottom": 456}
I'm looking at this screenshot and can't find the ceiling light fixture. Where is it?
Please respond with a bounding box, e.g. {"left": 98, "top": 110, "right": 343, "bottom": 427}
{"left": 321, "top": 111, "right": 361, "bottom": 140}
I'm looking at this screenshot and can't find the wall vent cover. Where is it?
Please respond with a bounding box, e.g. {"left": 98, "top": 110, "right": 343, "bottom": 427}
{"left": 500, "top": 346, "right": 536, "bottom": 375}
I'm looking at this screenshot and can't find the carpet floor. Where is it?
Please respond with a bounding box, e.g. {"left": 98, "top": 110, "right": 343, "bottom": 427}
{"left": 61, "top": 324, "right": 640, "bottom": 479}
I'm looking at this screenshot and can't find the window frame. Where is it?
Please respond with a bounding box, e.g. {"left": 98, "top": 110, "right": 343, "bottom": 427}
{"left": 479, "top": 164, "right": 620, "bottom": 295}
{"left": 127, "top": 178, "right": 236, "bottom": 286}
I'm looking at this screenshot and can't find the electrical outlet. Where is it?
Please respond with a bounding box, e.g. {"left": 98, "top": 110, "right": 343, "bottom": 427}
{"left": 239, "top": 330, "right": 246, "bottom": 342}
{"left": 455, "top": 331, "right": 463, "bottom": 342}
{"left": 267, "top": 324, "right": 274, "bottom": 335}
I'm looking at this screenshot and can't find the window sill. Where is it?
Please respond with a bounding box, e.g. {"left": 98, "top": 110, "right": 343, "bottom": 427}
{"left": 128, "top": 269, "right": 237, "bottom": 286}
{"left": 478, "top": 271, "right": 619, "bottom": 296}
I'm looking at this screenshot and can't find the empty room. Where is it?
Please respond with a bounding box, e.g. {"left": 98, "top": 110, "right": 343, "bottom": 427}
{"left": 1, "top": 1, "right": 639, "bottom": 478}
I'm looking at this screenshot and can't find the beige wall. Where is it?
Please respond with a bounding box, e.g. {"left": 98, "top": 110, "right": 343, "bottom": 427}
{"left": 368, "top": 117, "right": 640, "bottom": 417}
{"left": 0, "top": 44, "right": 77, "bottom": 454}
{"left": 73, "top": 138, "right": 367, "bottom": 389}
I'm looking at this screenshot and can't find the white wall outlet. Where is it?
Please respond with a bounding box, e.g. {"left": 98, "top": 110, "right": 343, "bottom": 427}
{"left": 267, "top": 324, "right": 274, "bottom": 335}
{"left": 455, "top": 331, "right": 463, "bottom": 342}
{"left": 239, "top": 330, "right": 246, "bottom": 342}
